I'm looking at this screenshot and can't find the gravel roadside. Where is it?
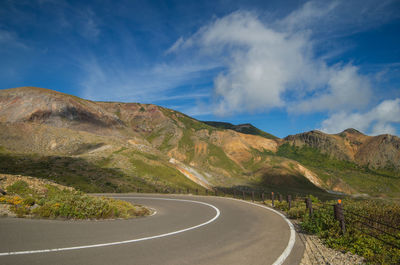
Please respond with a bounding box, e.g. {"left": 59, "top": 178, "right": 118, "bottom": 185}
{"left": 291, "top": 220, "right": 365, "bottom": 265}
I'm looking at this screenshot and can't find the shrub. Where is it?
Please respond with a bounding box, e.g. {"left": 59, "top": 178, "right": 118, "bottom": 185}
{"left": 297, "top": 199, "right": 400, "bottom": 264}
{"left": 2, "top": 180, "right": 149, "bottom": 220}
{"left": 7, "top": 180, "right": 32, "bottom": 196}
{"left": 23, "top": 197, "right": 36, "bottom": 206}
{"left": 287, "top": 206, "right": 306, "bottom": 219}
{"left": 10, "top": 205, "right": 30, "bottom": 217}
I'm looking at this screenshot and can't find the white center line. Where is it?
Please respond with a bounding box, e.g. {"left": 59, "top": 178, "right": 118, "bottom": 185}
{"left": 0, "top": 197, "right": 220, "bottom": 256}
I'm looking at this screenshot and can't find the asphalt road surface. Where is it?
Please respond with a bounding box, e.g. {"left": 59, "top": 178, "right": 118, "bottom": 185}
{"left": 0, "top": 194, "right": 304, "bottom": 265}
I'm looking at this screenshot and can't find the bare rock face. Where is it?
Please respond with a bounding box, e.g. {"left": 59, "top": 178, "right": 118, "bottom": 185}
{"left": 356, "top": 134, "right": 400, "bottom": 169}
{"left": 284, "top": 128, "right": 400, "bottom": 170}
{"left": 284, "top": 130, "right": 353, "bottom": 161}
{"left": 0, "top": 87, "right": 124, "bottom": 133}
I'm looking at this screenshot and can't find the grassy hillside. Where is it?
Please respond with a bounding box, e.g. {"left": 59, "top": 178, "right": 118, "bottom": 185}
{"left": 0, "top": 146, "right": 205, "bottom": 193}
{"left": 276, "top": 143, "right": 400, "bottom": 197}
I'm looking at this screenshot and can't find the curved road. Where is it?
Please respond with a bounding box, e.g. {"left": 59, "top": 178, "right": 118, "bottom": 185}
{"left": 0, "top": 194, "right": 304, "bottom": 265}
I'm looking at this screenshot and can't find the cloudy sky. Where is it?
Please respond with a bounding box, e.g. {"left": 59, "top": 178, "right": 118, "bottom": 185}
{"left": 1, "top": 0, "right": 400, "bottom": 137}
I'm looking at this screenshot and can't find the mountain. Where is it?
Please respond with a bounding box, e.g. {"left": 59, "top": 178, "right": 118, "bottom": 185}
{"left": 284, "top": 129, "right": 400, "bottom": 169}
{"left": 202, "top": 121, "right": 278, "bottom": 140}
{"left": 0, "top": 87, "right": 399, "bottom": 197}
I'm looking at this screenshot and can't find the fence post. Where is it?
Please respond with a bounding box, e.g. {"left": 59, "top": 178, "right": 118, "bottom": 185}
{"left": 261, "top": 192, "right": 265, "bottom": 204}
{"left": 271, "top": 192, "right": 275, "bottom": 207}
{"left": 252, "top": 191, "right": 255, "bottom": 202}
{"left": 306, "top": 198, "right": 313, "bottom": 216}
{"left": 334, "top": 200, "right": 346, "bottom": 234}
{"left": 279, "top": 194, "right": 283, "bottom": 202}
{"left": 242, "top": 191, "right": 245, "bottom": 200}
{"left": 215, "top": 189, "right": 218, "bottom": 196}
{"left": 287, "top": 195, "right": 292, "bottom": 210}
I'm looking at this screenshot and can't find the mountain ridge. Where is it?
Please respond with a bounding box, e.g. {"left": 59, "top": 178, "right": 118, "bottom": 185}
{"left": 0, "top": 87, "right": 399, "bottom": 197}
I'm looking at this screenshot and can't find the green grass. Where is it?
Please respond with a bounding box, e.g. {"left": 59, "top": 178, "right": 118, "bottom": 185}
{"left": 0, "top": 152, "right": 154, "bottom": 193}
{"left": 129, "top": 154, "right": 203, "bottom": 190}
{"left": 146, "top": 129, "right": 163, "bottom": 143}
{"left": 207, "top": 143, "right": 242, "bottom": 174}
{"left": 178, "top": 130, "right": 195, "bottom": 162}
{"left": 1, "top": 180, "right": 149, "bottom": 219}
{"left": 160, "top": 133, "right": 174, "bottom": 150}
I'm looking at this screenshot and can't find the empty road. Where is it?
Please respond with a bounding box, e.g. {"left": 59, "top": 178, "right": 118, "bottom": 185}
{"left": 0, "top": 194, "right": 304, "bottom": 265}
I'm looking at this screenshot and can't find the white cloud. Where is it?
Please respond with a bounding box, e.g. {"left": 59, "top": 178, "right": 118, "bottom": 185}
{"left": 170, "top": 10, "right": 372, "bottom": 116}
{"left": 0, "top": 29, "right": 28, "bottom": 49}
{"left": 78, "top": 55, "right": 218, "bottom": 103}
{"left": 277, "top": 1, "right": 339, "bottom": 33}
{"left": 321, "top": 98, "right": 400, "bottom": 135}
{"left": 165, "top": 2, "right": 400, "bottom": 135}
{"left": 277, "top": 0, "right": 400, "bottom": 39}
{"left": 293, "top": 64, "right": 372, "bottom": 113}
{"left": 77, "top": 9, "right": 100, "bottom": 40}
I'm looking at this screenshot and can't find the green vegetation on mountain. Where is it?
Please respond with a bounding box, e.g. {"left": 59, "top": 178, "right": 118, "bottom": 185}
{"left": 277, "top": 143, "right": 400, "bottom": 197}
{"left": 203, "top": 121, "right": 278, "bottom": 139}
{"left": 0, "top": 87, "right": 400, "bottom": 198}
{"left": 0, "top": 148, "right": 204, "bottom": 193}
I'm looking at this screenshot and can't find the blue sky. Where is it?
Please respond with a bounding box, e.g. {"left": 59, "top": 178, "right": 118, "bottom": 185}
{"left": 1, "top": 0, "right": 400, "bottom": 138}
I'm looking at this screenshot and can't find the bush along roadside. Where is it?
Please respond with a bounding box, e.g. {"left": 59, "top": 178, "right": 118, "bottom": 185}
{"left": 0, "top": 179, "right": 150, "bottom": 219}
{"left": 272, "top": 194, "right": 400, "bottom": 264}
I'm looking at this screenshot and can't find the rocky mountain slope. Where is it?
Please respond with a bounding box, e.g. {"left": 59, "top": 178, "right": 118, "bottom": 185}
{"left": 285, "top": 129, "right": 400, "bottom": 169}
{"left": 0, "top": 87, "right": 399, "bottom": 197}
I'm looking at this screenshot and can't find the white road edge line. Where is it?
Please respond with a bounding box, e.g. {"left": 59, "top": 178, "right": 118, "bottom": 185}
{"left": 0, "top": 197, "right": 220, "bottom": 256}
{"left": 222, "top": 197, "right": 295, "bottom": 265}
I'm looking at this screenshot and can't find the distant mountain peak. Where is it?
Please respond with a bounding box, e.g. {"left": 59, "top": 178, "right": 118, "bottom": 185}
{"left": 341, "top": 128, "right": 365, "bottom": 135}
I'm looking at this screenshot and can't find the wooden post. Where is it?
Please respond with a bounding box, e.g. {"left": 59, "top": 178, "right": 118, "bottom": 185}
{"left": 261, "top": 192, "right": 265, "bottom": 204}
{"left": 187, "top": 188, "right": 189, "bottom": 194}
{"left": 206, "top": 189, "right": 208, "bottom": 195}
{"left": 271, "top": 192, "right": 275, "bottom": 207}
{"left": 251, "top": 191, "right": 255, "bottom": 202}
{"left": 287, "top": 195, "right": 292, "bottom": 210}
{"left": 242, "top": 191, "right": 245, "bottom": 200}
{"left": 215, "top": 190, "right": 218, "bottom": 196}
{"left": 334, "top": 200, "right": 346, "bottom": 234}
{"left": 279, "top": 194, "right": 283, "bottom": 202}
{"left": 306, "top": 198, "right": 313, "bottom": 216}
